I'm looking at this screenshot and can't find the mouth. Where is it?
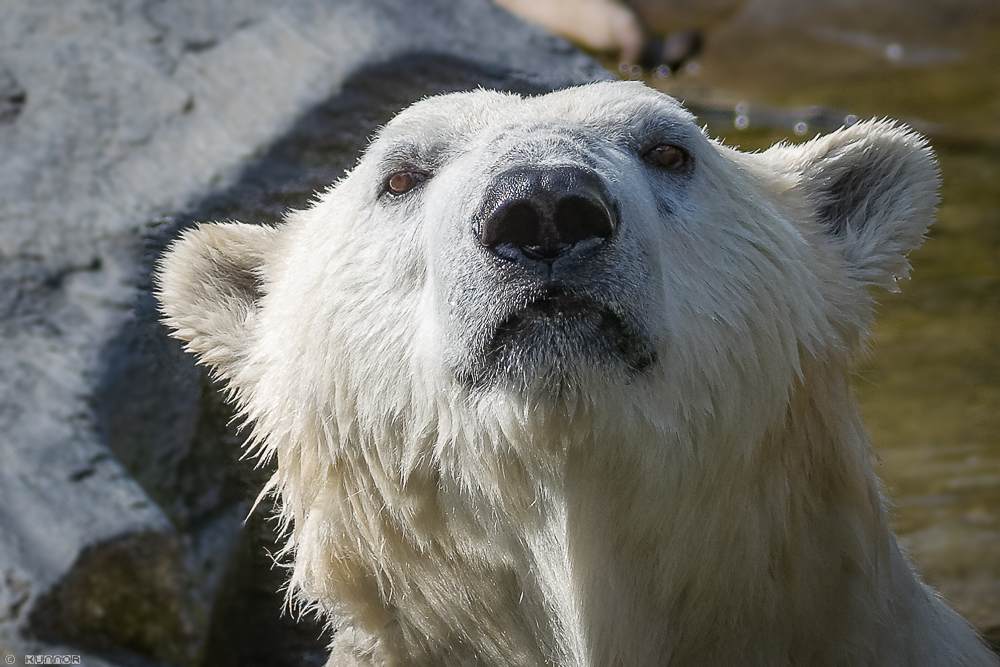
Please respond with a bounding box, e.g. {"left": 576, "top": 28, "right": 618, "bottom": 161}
{"left": 461, "top": 288, "right": 657, "bottom": 389}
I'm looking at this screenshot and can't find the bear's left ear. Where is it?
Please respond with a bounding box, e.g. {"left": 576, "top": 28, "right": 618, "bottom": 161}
{"left": 765, "top": 119, "right": 940, "bottom": 289}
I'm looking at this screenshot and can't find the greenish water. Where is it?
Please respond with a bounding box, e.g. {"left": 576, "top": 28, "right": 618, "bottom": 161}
{"left": 641, "top": 17, "right": 1000, "bottom": 638}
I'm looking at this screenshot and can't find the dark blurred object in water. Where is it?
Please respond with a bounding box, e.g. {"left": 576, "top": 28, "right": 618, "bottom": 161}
{"left": 639, "top": 29, "right": 703, "bottom": 72}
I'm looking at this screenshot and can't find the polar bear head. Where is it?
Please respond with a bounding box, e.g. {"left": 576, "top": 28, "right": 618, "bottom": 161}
{"left": 158, "top": 81, "right": 936, "bottom": 449}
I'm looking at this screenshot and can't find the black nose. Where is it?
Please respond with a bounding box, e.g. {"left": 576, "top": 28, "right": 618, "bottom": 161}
{"left": 478, "top": 166, "right": 618, "bottom": 263}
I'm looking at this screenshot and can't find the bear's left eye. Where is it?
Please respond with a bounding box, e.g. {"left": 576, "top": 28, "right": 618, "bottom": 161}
{"left": 644, "top": 144, "right": 692, "bottom": 171}
{"left": 384, "top": 170, "right": 427, "bottom": 196}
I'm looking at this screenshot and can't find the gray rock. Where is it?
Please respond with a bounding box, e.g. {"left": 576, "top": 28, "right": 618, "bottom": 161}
{"left": 0, "top": 0, "right": 606, "bottom": 664}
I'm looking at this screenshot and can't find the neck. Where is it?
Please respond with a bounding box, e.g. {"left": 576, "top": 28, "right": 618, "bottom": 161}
{"left": 287, "top": 355, "right": 910, "bottom": 666}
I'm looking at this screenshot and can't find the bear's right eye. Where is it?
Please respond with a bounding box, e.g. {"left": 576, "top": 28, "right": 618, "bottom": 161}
{"left": 384, "top": 170, "right": 427, "bottom": 197}
{"left": 644, "top": 144, "right": 692, "bottom": 172}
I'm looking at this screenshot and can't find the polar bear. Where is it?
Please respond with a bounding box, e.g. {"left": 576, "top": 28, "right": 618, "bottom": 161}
{"left": 156, "top": 81, "right": 998, "bottom": 666}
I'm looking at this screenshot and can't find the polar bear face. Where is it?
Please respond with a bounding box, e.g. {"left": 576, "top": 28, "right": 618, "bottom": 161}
{"left": 158, "top": 81, "right": 936, "bottom": 448}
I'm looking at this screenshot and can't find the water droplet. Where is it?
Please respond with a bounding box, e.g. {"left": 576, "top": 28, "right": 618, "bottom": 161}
{"left": 735, "top": 102, "right": 749, "bottom": 115}
{"left": 655, "top": 65, "right": 671, "bottom": 78}
{"left": 845, "top": 114, "right": 858, "bottom": 126}
{"left": 886, "top": 43, "right": 904, "bottom": 61}
{"left": 684, "top": 61, "right": 700, "bottom": 75}
{"left": 735, "top": 115, "right": 749, "bottom": 129}
{"left": 794, "top": 122, "right": 808, "bottom": 135}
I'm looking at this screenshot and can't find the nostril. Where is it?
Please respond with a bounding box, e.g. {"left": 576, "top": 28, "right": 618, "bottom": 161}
{"left": 481, "top": 200, "right": 540, "bottom": 249}
{"left": 554, "top": 196, "right": 616, "bottom": 246}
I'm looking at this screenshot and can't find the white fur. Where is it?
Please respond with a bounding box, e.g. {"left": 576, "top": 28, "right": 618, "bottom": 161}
{"left": 157, "top": 81, "right": 997, "bottom": 666}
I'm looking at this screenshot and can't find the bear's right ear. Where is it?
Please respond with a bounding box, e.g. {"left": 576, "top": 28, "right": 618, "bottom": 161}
{"left": 156, "top": 222, "right": 278, "bottom": 378}
{"left": 762, "top": 119, "right": 939, "bottom": 290}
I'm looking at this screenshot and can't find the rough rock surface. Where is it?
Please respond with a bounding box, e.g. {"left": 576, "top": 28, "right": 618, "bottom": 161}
{"left": 0, "top": 1, "right": 607, "bottom": 664}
